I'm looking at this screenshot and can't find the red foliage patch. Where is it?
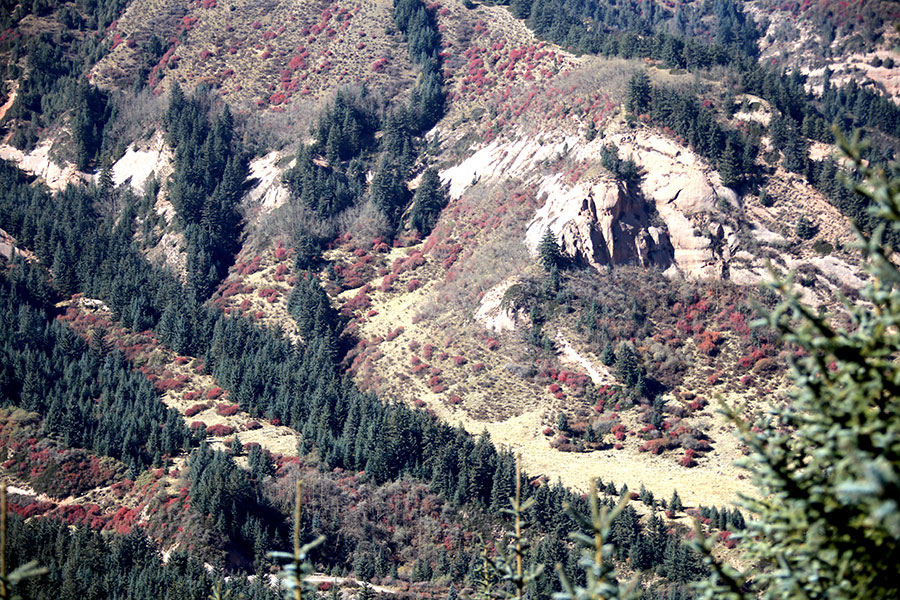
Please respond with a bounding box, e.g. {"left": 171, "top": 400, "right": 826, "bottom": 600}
{"left": 206, "top": 424, "right": 236, "bottom": 437}
{"left": 216, "top": 403, "right": 240, "bottom": 417}
{"left": 185, "top": 403, "right": 207, "bottom": 417}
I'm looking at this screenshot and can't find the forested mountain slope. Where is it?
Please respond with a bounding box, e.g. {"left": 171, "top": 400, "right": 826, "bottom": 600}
{"left": 0, "top": 0, "right": 898, "bottom": 598}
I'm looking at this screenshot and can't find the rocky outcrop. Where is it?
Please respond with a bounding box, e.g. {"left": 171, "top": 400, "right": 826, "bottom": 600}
{"left": 440, "top": 127, "right": 750, "bottom": 279}
{"left": 604, "top": 131, "right": 737, "bottom": 278}
{"left": 474, "top": 277, "right": 524, "bottom": 333}
{"left": 110, "top": 131, "right": 173, "bottom": 193}
{"left": 247, "top": 151, "right": 292, "bottom": 212}
{"left": 0, "top": 140, "right": 88, "bottom": 191}
{"left": 525, "top": 174, "right": 674, "bottom": 270}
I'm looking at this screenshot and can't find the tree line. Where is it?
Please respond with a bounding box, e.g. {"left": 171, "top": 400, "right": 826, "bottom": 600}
{"left": 166, "top": 84, "right": 247, "bottom": 301}
{"left": 0, "top": 256, "right": 188, "bottom": 475}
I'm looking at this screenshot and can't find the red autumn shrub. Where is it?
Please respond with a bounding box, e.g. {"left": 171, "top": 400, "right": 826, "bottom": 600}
{"left": 206, "top": 424, "right": 235, "bottom": 437}
{"left": 155, "top": 378, "right": 182, "bottom": 392}
{"left": 216, "top": 403, "right": 240, "bottom": 417}
{"left": 185, "top": 403, "right": 207, "bottom": 417}
{"left": 245, "top": 421, "right": 262, "bottom": 430}
{"left": 689, "top": 397, "right": 708, "bottom": 411}
{"left": 448, "top": 395, "right": 462, "bottom": 405}
{"left": 453, "top": 355, "right": 467, "bottom": 366}
{"left": 406, "top": 279, "right": 422, "bottom": 292}
{"left": 190, "top": 421, "right": 206, "bottom": 429}
{"left": 206, "top": 387, "right": 224, "bottom": 400}
{"left": 472, "top": 362, "right": 485, "bottom": 373}
{"left": 379, "top": 273, "right": 398, "bottom": 292}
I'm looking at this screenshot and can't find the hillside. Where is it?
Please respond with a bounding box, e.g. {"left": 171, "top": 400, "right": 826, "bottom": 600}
{"left": 1, "top": 0, "right": 898, "bottom": 598}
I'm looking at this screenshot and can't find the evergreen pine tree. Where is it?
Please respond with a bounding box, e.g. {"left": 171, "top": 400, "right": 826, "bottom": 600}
{"left": 353, "top": 550, "right": 375, "bottom": 582}
{"left": 357, "top": 583, "right": 374, "bottom": 600}
{"left": 510, "top": 0, "right": 532, "bottom": 19}
{"left": 718, "top": 138, "right": 741, "bottom": 188}
{"left": 795, "top": 215, "right": 815, "bottom": 240}
{"left": 601, "top": 341, "right": 616, "bottom": 366}
{"left": 669, "top": 489, "right": 683, "bottom": 513}
{"left": 409, "top": 167, "right": 448, "bottom": 236}
{"left": 614, "top": 343, "right": 640, "bottom": 389}
{"left": 538, "top": 228, "right": 561, "bottom": 271}
{"left": 626, "top": 71, "right": 651, "bottom": 115}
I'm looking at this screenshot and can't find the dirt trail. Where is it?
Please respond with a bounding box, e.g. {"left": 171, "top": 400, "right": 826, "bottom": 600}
{"left": 555, "top": 334, "right": 614, "bottom": 386}
{"left": 0, "top": 84, "right": 17, "bottom": 121}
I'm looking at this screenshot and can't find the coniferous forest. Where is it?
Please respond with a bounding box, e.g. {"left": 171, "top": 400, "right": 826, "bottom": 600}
{"left": 1, "top": 0, "right": 899, "bottom": 598}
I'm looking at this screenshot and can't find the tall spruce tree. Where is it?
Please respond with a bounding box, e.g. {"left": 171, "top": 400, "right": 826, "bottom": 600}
{"left": 626, "top": 71, "right": 651, "bottom": 115}
{"left": 538, "top": 228, "right": 561, "bottom": 271}
{"left": 409, "top": 167, "right": 448, "bottom": 236}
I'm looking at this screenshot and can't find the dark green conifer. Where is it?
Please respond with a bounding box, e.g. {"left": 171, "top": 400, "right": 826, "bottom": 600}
{"left": 538, "top": 228, "right": 561, "bottom": 271}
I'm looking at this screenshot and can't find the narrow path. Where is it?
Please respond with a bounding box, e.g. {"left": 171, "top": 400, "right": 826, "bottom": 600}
{"left": 555, "top": 333, "right": 615, "bottom": 385}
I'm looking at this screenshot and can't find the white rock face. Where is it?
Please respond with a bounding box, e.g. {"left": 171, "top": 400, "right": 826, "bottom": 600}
{"left": 440, "top": 135, "right": 579, "bottom": 200}
{"left": 474, "top": 278, "right": 522, "bottom": 332}
{"left": 110, "top": 131, "right": 173, "bottom": 193}
{"left": 247, "top": 151, "right": 293, "bottom": 211}
{"left": 0, "top": 140, "right": 88, "bottom": 191}
{"left": 441, "top": 128, "right": 747, "bottom": 279}
{"left": 610, "top": 131, "right": 733, "bottom": 277}
{"left": 525, "top": 174, "right": 674, "bottom": 270}
{"left": 809, "top": 256, "right": 867, "bottom": 291}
